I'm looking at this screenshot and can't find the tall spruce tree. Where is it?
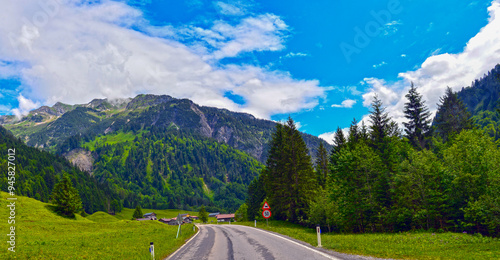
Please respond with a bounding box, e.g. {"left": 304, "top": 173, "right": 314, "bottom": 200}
{"left": 246, "top": 173, "right": 266, "bottom": 220}
{"left": 315, "top": 142, "right": 329, "bottom": 187}
{"left": 199, "top": 205, "right": 209, "bottom": 223}
{"left": 403, "top": 82, "right": 431, "bottom": 149}
{"left": 348, "top": 118, "right": 360, "bottom": 145}
{"left": 433, "top": 87, "right": 473, "bottom": 141}
{"left": 132, "top": 205, "right": 143, "bottom": 219}
{"left": 369, "top": 95, "right": 392, "bottom": 151}
{"left": 263, "top": 117, "right": 316, "bottom": 223}
{"left": 50, "top": 175, "right": 83, "bottom": 217}
{"left": 332, "top": 126, "right": 347, "bottom": 154}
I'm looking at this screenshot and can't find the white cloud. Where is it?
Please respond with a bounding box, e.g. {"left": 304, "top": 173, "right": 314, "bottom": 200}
{"left": 11, "top": 95, "right": 39, "bottom": 119}
{"left": 331, "top": 99, "right": 357, "bottom": 108}
{"left": 362, "top": 78, "right": 400, "bottom": 107}
{"left": 0, "top": 104, "right": 10, "bottom": 112}
{"left": 0, "top": 0, "right": 326, "bottom": 120}
{"left": 207, "top": 14, "right": 288, "bottom": 60}
{"left": 382, "top": 20, "right": 401, "bottom": 36}
{"left": 284, "top": 52, "right": 308, "bottom": 58}
{"left": 319, "top": 127, "right": 349, "bottom": 145}
{"left": 372, "top": 61, "right": 387, "bottom": 69}
{"left": 361, "top": 0, "right": 500, "bottom": 128}
{"left": 215, "top": 2, "right": 245, "bottom": 16}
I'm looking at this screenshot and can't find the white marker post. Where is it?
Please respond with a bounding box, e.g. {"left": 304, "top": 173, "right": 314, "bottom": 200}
{"left": 316, "top": 225, "right": 322, "bottom": 247}
{"left": 150, "top": 242, "right": 155, "bottom": 260}
{"left": 254, "top": 219, "right": 256, "bottom": 227}
{"left": 176, "top": 213, "right": 182, "bottom": 239}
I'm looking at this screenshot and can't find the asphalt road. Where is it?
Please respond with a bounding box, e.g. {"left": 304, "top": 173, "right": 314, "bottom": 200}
{"left": 166, "top": 224, "right": 381, "bottom": 260}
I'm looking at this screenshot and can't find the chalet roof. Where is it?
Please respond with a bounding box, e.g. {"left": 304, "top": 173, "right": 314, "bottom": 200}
{"left": 136, "top": 218, "right": 151, "bottom": 221}
{"left": 144, "top": 212, "right": 156, "bottom": 216}
{"left": 216, "top": 214, "right": 235, "bottom": 219}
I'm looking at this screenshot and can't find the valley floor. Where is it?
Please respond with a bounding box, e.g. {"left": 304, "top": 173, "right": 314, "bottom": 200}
{"left": 0, "top": 192, "right": 196, "bottom": 260}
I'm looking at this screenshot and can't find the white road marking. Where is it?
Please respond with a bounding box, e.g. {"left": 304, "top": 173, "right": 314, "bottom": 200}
{"left": 164, "top": 225, "right": 201, "bottom": 260}
{"left": 232, "top": 225, "right": 342, "bottom": 260}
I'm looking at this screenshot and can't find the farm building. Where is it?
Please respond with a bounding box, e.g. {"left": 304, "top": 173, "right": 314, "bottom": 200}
{"left": 143, "top": 212, "right": 157, "bottom": 220}
{"left": 216, "top": 214, "right": 235, "bottom": 222}
{"left": 208, "top": 212, "right": 220, "bottom": 218}
{"left": 136, "top": 218, "right": 154, "bottom": 221}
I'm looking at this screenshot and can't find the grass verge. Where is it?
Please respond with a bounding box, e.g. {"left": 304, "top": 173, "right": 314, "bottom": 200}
{"left": 234, "top": 220, "right": 500, "bottom": 260}
{"left": 0, "top": 192, "right": 197, "bottom": 260}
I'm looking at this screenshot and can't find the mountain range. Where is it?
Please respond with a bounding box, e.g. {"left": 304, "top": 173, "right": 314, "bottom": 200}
{"left": 0, "top": 94, "right": 330, "bottom": 212}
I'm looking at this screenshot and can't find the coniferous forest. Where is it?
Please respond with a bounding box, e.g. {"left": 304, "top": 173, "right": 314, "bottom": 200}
{"left": 247, "top": 76, "right": 500, "bottom": 237}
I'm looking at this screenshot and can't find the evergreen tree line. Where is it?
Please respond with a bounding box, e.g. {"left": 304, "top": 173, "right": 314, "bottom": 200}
{"left": 247, "top": 84, "right": 500, "bottom": 236}
{"left": 0, "top": 127, "right": 116, "bottom": 214}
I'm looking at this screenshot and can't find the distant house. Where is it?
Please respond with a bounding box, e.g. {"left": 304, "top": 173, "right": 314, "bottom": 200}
{"left": 217, "top": 214, "right": 235, "bottom": 222}
{"left": 136, "top": 218, "right": 154, "bottom": 221}
{"left": 190, "top": 215, "right": 199, "bottom": 220}
{"left": 159, "top": 218, "right": 179, "bottom": 225}
{"left": 183, "top": 217, "right": 192, "bottom": 224}
{"left": 143, "top": 212, "right": 157, "bottom": 220}
{"left": 208, "top": 212, "right": 220, "bottom": 218}
{"left": 159, "top": 218, "right": 170, "bottom": 224}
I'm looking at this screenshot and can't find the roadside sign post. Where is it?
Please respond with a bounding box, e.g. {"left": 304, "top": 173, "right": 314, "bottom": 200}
{"left": 254, "top": 219, "right": 256, "bottom": 227}
{"left": 176, "top": 213, "right": 182, "bottom": 239}
{"left": 149, "top": 242, "right": 155, "bottom": 260}
{"left": 262, "top": 202, "right": 271, "bottom": 227}
{"left": 316, "top": 225, "right": 322, "bottom": 248}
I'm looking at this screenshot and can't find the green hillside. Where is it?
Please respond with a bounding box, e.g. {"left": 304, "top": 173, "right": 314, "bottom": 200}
{"left": 85, "top": 128, "right": 263, "bottom": 212}
{"left": 0, "top": 192, "right": 196, "bottom": 260}
{"left": 0, "top": 126, "right": 114, "bottom": 214}
{"left": 457, "top": 64, "right": 500, "bottom": 140}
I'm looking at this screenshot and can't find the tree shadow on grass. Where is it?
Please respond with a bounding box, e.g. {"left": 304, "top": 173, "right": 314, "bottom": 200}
{"left": 45, "top": 204, "right": 77, "bottom": 220}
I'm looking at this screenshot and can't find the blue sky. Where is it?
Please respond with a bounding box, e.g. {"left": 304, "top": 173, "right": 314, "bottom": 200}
{"left": 1, "top": 0, "right": 500, "bottom": 143}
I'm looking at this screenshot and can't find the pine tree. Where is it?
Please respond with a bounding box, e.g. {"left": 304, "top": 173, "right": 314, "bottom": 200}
{"left": 199, "top": 205, "right": 209, "bottom": 223}
{"left": 369, "top": 95, "right": 392, "bottom": 151}
{"left": 315, "top": 142, "right": 329, "bottom": 187}
{"left": 403, "top": 82, "right": 431, "bottom": 149}
{"left": 332, "top": 126, "right": 347, "bottom": 154}
{"left": 262, "top": 123, "right": 287, "bottom": 220}
{"left": 110, "top": 199, "right": 122, "bottom": 215}
{"left": 263, "top": 117, "right": 316, "bottom": 223}
{"left": 132, "top": 205, "right": 143, "bottom": 219}
{"left": 433, "top": 87, "right": 473, "bottom": 141}
{"left": 284, "top": 117, "right": 316, "bottom": 223}
{"left": 348, "top": 118, "right": 360, "bottom": 145}
{"left": 50, "top": 175, "right": 83, "bottom": 217}
{"left": 246, "top": 173, "right": 266, "bottom": 220}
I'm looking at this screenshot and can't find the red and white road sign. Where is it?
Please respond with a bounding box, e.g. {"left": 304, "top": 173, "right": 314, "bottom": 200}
{"left": 262, "top": 209, "right": 271, "bottom": 219}
{"left": 262, "top": 202, "right": 271, "bottom": 210}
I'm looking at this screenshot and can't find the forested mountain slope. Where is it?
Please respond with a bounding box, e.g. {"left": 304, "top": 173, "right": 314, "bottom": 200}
{"left": 1, "top": 94, "right": 329, "bottom": 212}
{"left": 0, "top": 126, "right": 114, "bottom": 213}
{"left": 457, "top": 64, "right": 500, "bottom": 140}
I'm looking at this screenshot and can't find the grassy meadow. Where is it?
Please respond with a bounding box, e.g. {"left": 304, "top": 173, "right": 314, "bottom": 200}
{"left": 0, "top": 192, "right": 197, "bottom": 260}
{"left": 235, "top": 220, "right": 500, "bottom": 260}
